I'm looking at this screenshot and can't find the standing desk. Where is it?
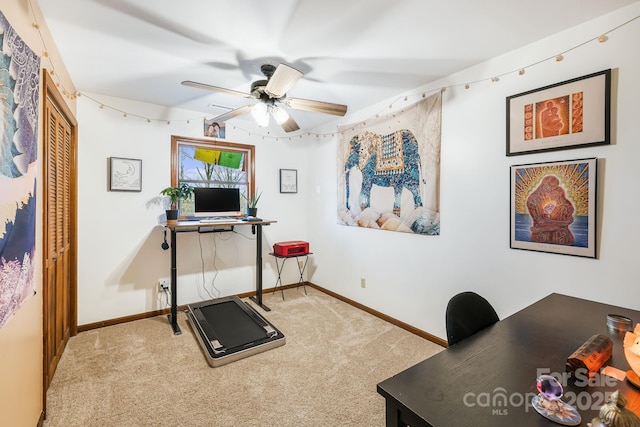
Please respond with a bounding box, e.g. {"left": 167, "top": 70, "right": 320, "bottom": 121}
{"left": 164, "top": 219, "right": 276, "bottom": 335}
{"left": 377, "top": 293, "right": 640, "bottom": 426}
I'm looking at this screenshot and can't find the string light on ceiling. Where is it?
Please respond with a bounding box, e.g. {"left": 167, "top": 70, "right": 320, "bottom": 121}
{"left": 26, "top": 0, "right": 639, "bottom": 140}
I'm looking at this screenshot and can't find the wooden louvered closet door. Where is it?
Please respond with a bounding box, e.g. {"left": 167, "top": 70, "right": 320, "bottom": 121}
{"left": 43, "top": 74, "right": 77, "bottom": 395}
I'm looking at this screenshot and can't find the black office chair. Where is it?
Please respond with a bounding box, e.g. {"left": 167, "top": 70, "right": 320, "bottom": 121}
{"left": 445, "top": 291, "right": 499, "bottom": 346}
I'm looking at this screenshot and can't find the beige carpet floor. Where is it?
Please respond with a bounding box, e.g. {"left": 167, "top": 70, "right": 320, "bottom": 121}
{"left": 44, "top": 286, "right": 443, "bottom": 427}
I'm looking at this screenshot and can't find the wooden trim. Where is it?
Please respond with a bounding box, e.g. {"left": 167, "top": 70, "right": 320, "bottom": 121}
{"left": 169, "top": 135, "right": 256, "bottom": 194}
{"left": 79, "top": 308, "right": 176, "bottom": 332}
{"left": 77, "top": 282, "right": 447, "bottom": 348}
{"left": 78, "top": 283, "right": 299, "bottom": 331}
{"left": 43, "top": 70, "right": 78, "bottom": 337}
{"left": 42, "top": 70, "right": 79, "bottom": 418}
{"left": 307, "top": 284, "right": 448, "bottom": 348}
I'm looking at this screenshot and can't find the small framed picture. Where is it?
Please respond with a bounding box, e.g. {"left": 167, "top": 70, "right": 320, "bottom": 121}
{"left": 506, "top": 69, "right": 611, "bottom": 156}
{"left": 109, "top": 157, "right": 142, "bottom": 192}
{"left": 203, "top": 118, "right": 226, "bottom": 139}
{"left": 279, "top": 169, "right": 297, "bottom": 193}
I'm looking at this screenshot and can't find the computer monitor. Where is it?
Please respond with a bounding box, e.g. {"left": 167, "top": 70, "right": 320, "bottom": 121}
{"left": 193, "top": 187, "right": 242, "bottom": 217}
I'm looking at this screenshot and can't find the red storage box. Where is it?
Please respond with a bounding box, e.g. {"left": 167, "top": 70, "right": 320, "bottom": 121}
{"left": 273, "top": 241, "right": 309, "bottom": 256}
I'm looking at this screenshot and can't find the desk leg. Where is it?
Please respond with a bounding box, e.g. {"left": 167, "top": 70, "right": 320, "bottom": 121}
{"left": 168, "top": 228, "right": 181, "bottom": 335}
{"left": 385, "top": 401, "right": 409, "bottom": 427}
{"left": 249, "top": 224, "right": 271, "bottom": 311}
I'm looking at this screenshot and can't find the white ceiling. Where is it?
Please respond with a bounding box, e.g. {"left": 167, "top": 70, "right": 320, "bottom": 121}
{"left": 38, "top": 0, "right": 637, "bottom": 134}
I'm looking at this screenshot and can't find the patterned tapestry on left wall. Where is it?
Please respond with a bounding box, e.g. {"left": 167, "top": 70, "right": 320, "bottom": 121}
{"left": 0, "top": 11, "right": 40, "bottom": 329}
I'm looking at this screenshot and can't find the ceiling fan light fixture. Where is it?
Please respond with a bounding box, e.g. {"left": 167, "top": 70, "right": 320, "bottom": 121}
{"left": 270, "top": 104, "right": 290, "bottom": 125}
{"left": 184, "top": 63, "right": 346, "bottom": 132}
{"left": 251, "top": 102, "right": 269, "bottom": 127}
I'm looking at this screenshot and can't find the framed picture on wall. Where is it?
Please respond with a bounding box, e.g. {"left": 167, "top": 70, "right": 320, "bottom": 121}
{"left": 203, "top": 118, "right": 226, "bottom": 139}
{"left": 280, "top": 169, "right": 297, "bottom": 193}
{"left": 510, "top": 157, "right": 597, "bottom": 258}
{"left": 109, "top": 157, "right": 142, "bottom": 192}
{"left": 506, "top": 69, "right": 611, "bottom": 156}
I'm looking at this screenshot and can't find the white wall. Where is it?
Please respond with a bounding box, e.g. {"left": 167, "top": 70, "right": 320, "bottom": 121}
{"left": 77, "top": 4, "right": 640, "bottom": 340}
{"left": 77, "top": 95, "right": 310, "bottom": 324}
{"left": 308, "top": 3, "right": 640, "bottom": 339}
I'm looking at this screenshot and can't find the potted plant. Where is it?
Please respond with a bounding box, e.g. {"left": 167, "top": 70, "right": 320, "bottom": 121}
{"left": 242, "top": 188, "right": 262, "bottom": 218}
{"left": 160, "top": 183, "right": 194, "bottom": 223}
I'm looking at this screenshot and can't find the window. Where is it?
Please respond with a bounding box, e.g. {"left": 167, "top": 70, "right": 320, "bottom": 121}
{"left": 170, "top": 136, "right": 255, "bottom": 216}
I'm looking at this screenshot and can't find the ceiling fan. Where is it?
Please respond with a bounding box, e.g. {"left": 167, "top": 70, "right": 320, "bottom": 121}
{"left": 182, "top": 63, "right": 348, "bottom": 133}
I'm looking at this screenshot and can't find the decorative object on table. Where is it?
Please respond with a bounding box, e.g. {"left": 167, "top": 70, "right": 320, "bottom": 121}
{"left": 160, "top": 183, "right": 194, "bottom": 223}
{"left": 109, "top": 157, "right": 142, "bottom": 191}
{"left": 532, "top": 374, "right": 581, "bottom": 425}
{"left": 510, "top": 157, "right": 597, "bottom": 258}
{"left": 608, "top": 314, "right": 633, "bottom": 333}
{"left": 241, "top": 189, "right": 262, "bottom": 217}
{"left": 279, "top": 169, "right": 297, "bottom": 193}
{"left": 506, "top": 69, "right": 611, "bottom": 156}
{"left": 566, "top": 334, "right": 613, "bottom": 377}
{"left": 588, "top": 390, "right": 640, "bottom": 427}
{"left": 624, "top": 324, "right": 640, "bottom": 388}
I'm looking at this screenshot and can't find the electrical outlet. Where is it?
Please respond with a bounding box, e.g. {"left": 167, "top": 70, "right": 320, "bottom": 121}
{"left": 158, "top": 279, "right": 170, "bottom": 292}
{"left": 360, "top": 278, "right": 366, "bottom": 288}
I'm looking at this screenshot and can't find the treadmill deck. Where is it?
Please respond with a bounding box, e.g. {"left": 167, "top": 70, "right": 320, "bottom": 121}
{"left": 186, "top": 296, "right": 285, "bottom": 367}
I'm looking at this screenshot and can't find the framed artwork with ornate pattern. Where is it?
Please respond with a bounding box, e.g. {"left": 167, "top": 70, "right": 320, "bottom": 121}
{"left": 506, "top": 69, "right": 610, "bottom": 156}
{"left": 510, "top": 158, "right": 597, "bottom": 258}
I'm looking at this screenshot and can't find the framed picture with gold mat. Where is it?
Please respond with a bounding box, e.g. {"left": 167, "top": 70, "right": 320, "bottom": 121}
{"left": 510, "top": 158, "right": 597, "bottom": 258}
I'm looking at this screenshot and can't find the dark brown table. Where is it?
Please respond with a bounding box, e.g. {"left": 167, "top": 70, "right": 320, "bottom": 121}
{"left": 377, "top": 293, "right": 640, "bottom": 426}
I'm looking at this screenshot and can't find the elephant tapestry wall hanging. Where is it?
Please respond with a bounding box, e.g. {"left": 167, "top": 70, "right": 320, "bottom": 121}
{"left": 337, "top": 92, "right": 441, "bottom": 235}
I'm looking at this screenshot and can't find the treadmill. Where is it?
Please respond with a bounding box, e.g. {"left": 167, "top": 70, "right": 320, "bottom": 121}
{"left": 186, "top": 296, "right": 285, "bottom": 367}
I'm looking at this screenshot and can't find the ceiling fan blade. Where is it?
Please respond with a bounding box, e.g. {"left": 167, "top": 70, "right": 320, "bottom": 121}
{"left": 264, "top": 64, "right": 303, "bottom": 99}
{"left": 181, "top": 80, "right": 254, "bottom": 99}
{"left": 280, "top": 116, "right": 300, "bottom": 133}
{"left": 285, "top": 97, "right": 348, "bottom": 116}
{"left": 208, "top": 104, "right": 254, "bottom": 123}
